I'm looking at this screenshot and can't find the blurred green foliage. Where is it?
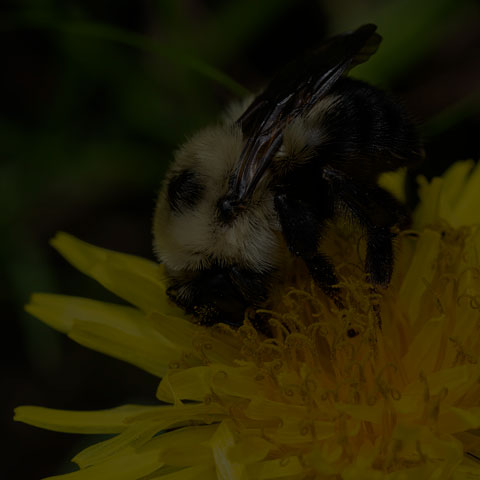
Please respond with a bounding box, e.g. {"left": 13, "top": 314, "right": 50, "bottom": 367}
{"left": 2, "top": 0, "right": 479, "bottom": 477}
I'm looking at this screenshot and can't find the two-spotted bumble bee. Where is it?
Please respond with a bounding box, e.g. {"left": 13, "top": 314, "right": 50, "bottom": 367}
{"left": 153, "top": 24, "right": 424, "bottom": 327}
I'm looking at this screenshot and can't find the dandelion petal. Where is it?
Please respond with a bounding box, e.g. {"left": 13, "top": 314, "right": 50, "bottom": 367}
{"left": 13, "top": 404, "right": 157, "bottom": 433}
{"left": 26, "top": 294, "right": 181, "bottom": 376}
{"left": 50, "top": 232, "right": 182, "bottom": 315}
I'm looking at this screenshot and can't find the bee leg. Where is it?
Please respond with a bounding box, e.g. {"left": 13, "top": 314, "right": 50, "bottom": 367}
{"left": 364, "top": 225, "right": 395, "bottom": 285}
{"left": 306, "top": 253, "right": 340, "bottom": 298}
{"left": 356, "top": 188, "right": 408, "bottom": 286}
{"left": 274, "top": 192, "right": 339, "bottom": 298}
{"left": 325, "top": 170, "right": 408, "bottom": 286}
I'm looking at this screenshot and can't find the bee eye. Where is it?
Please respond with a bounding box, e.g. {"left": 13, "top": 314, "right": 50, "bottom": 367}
{"left": 167, "top": 169, "right": 204, "bottom": 213}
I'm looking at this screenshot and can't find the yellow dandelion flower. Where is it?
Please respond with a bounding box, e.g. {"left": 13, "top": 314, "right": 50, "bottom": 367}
{"left": 15, "top": 160, "right": 480, "bottom": 480}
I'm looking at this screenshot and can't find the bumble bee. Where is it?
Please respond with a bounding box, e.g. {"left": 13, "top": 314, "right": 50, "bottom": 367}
{"left": 153, "top": 24, "right": 423, "bottom": 326}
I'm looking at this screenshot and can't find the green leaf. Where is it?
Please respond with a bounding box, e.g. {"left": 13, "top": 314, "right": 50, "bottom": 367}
{"left": 421, "top": 89, "right": 480, "bottom": 137}
{"left": 9, "top": 12, "right": 249, "bottom": 97}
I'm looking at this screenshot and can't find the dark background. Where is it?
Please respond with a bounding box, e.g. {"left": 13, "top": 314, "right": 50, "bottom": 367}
{"left": 2, "top": 0, "right": 479, "bottom": 477}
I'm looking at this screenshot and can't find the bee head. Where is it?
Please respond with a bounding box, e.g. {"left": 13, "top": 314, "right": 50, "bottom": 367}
{"left": 165, "top": 263, "right": 271, "bottom": 327}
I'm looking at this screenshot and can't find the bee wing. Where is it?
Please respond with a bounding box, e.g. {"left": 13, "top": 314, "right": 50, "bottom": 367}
{"left": 230, "top": 24, "right": 381, "bottom": 203}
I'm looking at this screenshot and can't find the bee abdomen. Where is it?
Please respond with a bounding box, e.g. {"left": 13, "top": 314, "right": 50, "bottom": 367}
{"left": 318, "top": 78, "right": 423, "bottom": 174}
